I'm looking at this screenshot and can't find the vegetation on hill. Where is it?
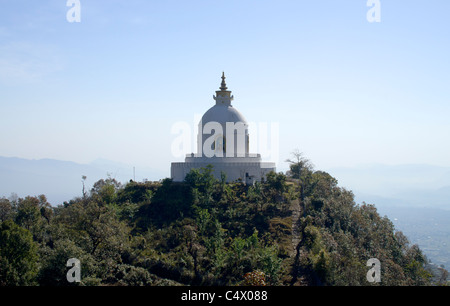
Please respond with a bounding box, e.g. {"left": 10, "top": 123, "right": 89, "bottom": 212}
{"left": 0, "top": 154, "right": 447, "bottom": 286}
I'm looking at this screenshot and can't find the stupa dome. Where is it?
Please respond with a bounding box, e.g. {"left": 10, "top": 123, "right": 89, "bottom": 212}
{"left": 201, "top": 103, "right": 247, "bottom": 127}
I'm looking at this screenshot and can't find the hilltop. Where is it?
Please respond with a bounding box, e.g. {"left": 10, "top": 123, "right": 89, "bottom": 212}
{"left": 1, "top": 158, "right": 447, "bottom": 286}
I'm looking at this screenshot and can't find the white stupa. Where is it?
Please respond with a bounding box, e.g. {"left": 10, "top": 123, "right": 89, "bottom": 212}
{"left": 171, "top": 73, "right": 276, "bottom": 184}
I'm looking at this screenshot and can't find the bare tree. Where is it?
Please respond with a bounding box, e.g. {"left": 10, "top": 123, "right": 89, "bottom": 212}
{"left": 285, "top": 149, "right": 314, "bottom": 201}
{"left": 81, "top": 175, "right": 87, "bottom": 200}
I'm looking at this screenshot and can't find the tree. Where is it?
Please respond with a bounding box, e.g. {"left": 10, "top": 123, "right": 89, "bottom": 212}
{"left": 15, "top": 196, "right": 41, "bottom": 232}
{"left": 53, "top": 198, "right": 132, "bottom": 283}
{"left": 0, "top": 220, "right": 39, "bottom": 285}
{"left": 185, "top": 165, "right": 217, "bottom": 208}
{"left": 285, "top": 149, "right": 314, "bottom": 201}
{"left": 137, "top": 178, "right": 194, "bottom": 228}
{"left": 0, "top": 198, "right": 13, "bottom": 222}
{"left": 265, "top": 171, "right": 286, "bottom": 194}
{"left": 81, "top": 175, "right": 87, "bottom": 200}
{"left": 91, "top": 176, "right": 122, "bottom": 204}
{"left": 38, "top": 239, "right": 96, "bottom": 286}
{"left": 38, "top": 195, "right": 53, "bottom": 225}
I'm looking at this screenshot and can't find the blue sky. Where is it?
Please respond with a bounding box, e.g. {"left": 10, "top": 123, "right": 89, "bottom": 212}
{"left": 1, "top": 0, "right": 450, "bottom": 178}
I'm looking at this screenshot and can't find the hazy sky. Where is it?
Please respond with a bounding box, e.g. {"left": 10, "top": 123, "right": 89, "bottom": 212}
{"left": 1, "top": 0, "right": 449, "bottom": 177}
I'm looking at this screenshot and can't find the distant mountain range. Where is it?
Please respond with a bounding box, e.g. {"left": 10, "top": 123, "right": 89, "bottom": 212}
{"left": 0, "top": 156, "right": 166, "bottom": 205}
{"left": 327, "top": 163, "right": 450, "bottom": 210}
{"left": 2, "top": 156, "right": 449, "bottom": 210}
